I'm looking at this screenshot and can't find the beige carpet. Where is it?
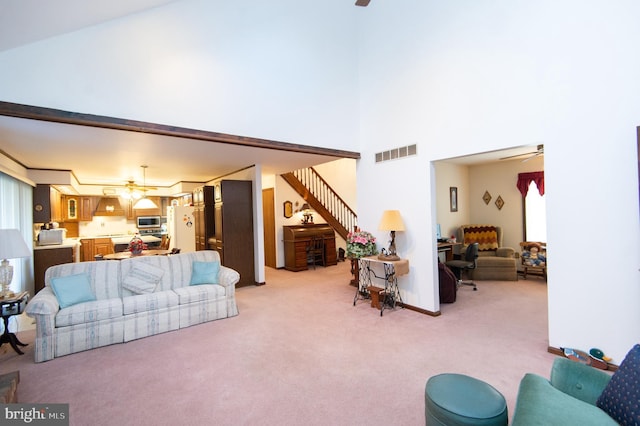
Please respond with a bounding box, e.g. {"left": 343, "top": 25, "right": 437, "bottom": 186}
{"left": 0, "top": 261, "right": 555, "bottom": 425}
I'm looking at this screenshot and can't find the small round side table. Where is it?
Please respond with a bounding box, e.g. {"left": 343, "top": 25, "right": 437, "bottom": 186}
{"left": 0, "top": 292, "right": 29, "bottom": 355}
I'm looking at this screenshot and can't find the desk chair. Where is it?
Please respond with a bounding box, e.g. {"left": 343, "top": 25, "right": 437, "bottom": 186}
{"left": 445, "top": 242, "right": 478, "bottom": 290}
{"left": 160, "top": 235, "right": 171, "bottom": 250}
{"left": 306, "top": 236, "right": 325, "bottom": 269}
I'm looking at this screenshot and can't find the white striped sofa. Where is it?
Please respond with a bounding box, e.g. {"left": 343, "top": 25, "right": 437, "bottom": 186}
{"left": 25, "top": 250, "right": 240, "bottom": 363}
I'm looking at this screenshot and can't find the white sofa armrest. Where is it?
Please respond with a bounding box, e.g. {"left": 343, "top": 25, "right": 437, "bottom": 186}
{"left": 25, "top": 286, "right": 60, "bottom": 316}
{"left": 25, "top": 287, "right": 59, "bottom": 362}
{"left": 218, "top": 265, "right": 241, "bottom": 292}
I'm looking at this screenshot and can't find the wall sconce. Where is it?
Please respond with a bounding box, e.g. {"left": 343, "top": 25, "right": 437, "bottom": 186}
{"left": 378, "top": 210, "right": 405, "bottom": 261}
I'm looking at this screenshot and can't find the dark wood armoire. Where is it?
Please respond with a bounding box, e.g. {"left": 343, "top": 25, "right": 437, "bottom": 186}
{"left": 207, "top": 180, "right": 255, "bottom": 287}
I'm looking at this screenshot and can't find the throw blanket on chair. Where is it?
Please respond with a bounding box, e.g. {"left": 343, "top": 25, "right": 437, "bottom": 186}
{"left": 462, "top": 225, "right": 499, "bottom": 251}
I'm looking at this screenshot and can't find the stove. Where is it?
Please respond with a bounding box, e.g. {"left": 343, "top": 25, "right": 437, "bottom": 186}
{"left": 138, "top": 228, "right": 165, "bottom": 239}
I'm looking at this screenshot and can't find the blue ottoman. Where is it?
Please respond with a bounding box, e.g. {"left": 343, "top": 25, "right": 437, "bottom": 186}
{"left": 425, "top": 373, "right": 508, "bottom": 425}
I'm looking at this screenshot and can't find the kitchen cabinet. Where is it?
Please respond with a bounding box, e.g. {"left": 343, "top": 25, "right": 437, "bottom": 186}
{"left": 63, "top": 196, "right": 79, "bottom": 221}
{"left": 283, "top": 224, "right": 337, "bottom": 271}
{"left": 80, "top": 238, "right": 114, "bottom": 261}
{"left": 33, "top": 184, "right": 63, "bottom": 223}
{"left": 208, "top": 180, "right": 255, "bottom": 287}
{"left": 61, "top": 195, "right": 94, "bottom": 223}
{"left": 34, "top": 246, "right": 75, "bottom": 293}
{"left": 79, "top": 196, "right": 94, "bottom": 221}
{"left": 193, "top": 186, "right": 214, "bottom": 251}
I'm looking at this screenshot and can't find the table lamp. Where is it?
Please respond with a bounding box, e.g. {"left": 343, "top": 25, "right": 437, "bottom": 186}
{"left": 378, "top": 210, "right": 405, "bottom": 261}
{"left": 300, "top": 203, "right": 314, "bottom": 224}
{"left": 0, "top": 229, "right": 31, "bottom": 298}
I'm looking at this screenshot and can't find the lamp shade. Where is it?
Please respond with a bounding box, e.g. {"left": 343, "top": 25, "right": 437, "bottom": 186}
{"left": 300, "top": 203, "right": 311, "bottom": 211}
{"left": 133, "top": 197, "right": 159, "bottom": 210}
{"left": 378, "top": 210, "right": 405, "bottom": 231}
{"left": 0, "top": 229, "right": 31, "bottom": 259}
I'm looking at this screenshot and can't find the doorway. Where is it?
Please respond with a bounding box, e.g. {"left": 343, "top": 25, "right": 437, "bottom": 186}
{"left": 262, "top": 188, "right": 277, "bottom": 268}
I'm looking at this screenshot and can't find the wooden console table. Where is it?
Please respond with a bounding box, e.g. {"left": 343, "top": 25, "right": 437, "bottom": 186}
{"left": 353, "top": 256, "right": 409, "bottom": 316}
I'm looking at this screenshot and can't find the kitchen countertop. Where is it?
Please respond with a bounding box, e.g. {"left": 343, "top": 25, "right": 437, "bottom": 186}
{"left": 33, "top": 239, "right": 81, "bottom": 250}
{"left": 111, "top": 235, "right": 162, "bottom": 245}
{"left": 34, "top": 235, "right": 162, "bottom": 249}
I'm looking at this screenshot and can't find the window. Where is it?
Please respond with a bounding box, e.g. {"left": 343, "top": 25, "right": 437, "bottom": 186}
{"left": 524, "top": 181, "right": 546, "bottom": 242}
{"left": 0, "top": 172, "right": 33, "bottom": 294}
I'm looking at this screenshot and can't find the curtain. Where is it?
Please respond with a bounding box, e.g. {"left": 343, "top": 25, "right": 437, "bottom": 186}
{"left": 517, "top": 171, "right": 544, "bottom": 197}
{"left": 0, "top": 172, "right": 34, "bottom": 294}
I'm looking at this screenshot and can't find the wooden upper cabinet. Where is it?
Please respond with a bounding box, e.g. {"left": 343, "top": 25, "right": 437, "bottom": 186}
{"left": 63, "top": 196, "right": 79, "bottom": 222}
{"left": 50, "top": 187, "right": 63, "bottom": 223}
{"left": 33, "top": 184, "right": 63, "bottom": 223}
{"left": 79, "top": 196, "right": 94, "bottom": 221}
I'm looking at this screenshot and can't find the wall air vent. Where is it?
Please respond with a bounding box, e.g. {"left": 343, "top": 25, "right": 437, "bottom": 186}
{"left": 375, "top": 144, "right": 417, "bottom": 163}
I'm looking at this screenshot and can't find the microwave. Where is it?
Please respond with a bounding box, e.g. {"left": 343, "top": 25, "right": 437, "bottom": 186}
{"left": 137, "top": 216, "right": 161, "bottom": 229}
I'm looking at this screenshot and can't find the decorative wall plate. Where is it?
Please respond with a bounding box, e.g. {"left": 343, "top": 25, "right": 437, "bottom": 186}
{"left": 283, "top": 200, "right": 293, "bottom": 218}
{"left": 483, "top": 191, "right": 492, "bottom": 205}
{"left": 495, "top": 195, "right": 504, "bottom": 210}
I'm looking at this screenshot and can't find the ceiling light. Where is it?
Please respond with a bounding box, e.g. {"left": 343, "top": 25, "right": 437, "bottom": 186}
{"left": 133, "top": 165, "right": 158, "bottom": 210}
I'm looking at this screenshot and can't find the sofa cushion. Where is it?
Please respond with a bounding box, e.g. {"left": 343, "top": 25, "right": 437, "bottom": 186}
{"left": 50, "top": 273, "right": 97, "bottom": 308}
{"left": 55, "top": 298, "right": 123, "bottom": 327}
{"left": 122, "top": 291, "right": 179, "bottom": 315}
{"left": 190, "top": 261, "right": 220, "bottom": 285}
{"left": 596, "top": 344, "right": 640, "bottom": 425}
{"left": 462, "top": 225, "right": 499, "bottom": 251}
{"left": 174, "top": 285, "right": 226, "bottom": 305}
{"left": 45, "top": 260, "right": 122, "bottom": 300}
{"left": 122, "top": 262, "right": 165, "bottom": 294}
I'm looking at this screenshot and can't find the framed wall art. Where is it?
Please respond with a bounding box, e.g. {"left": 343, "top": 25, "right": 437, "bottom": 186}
{"left": 450, "top": 187, "right": 458, "bottom": 212}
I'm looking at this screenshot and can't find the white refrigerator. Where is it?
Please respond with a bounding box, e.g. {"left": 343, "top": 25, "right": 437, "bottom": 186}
{"left": 166, "top": 205, "right": 196, "bottom": 253}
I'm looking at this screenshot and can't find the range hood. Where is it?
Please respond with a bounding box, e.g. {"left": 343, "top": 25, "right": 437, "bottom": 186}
{"left": 94, "top": 197, "right": 125, "bottom": 216}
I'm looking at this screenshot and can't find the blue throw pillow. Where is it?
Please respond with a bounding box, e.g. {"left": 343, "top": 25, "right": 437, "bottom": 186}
{"left": 50, "top": 273, "right": 97, "bottom": 309}
{"left": 190, "top": 261, "right": 220, "bottom": 285}
{"left": 596, "top": 344, "right": 640, "bottom": 425}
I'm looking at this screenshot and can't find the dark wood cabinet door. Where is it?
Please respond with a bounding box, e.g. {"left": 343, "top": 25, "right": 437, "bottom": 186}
{"left": 34, "top": 247, "right": 74, "bottom": 293}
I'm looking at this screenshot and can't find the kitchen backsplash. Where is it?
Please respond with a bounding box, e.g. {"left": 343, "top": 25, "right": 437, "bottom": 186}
{"left": 80, "top": 216, "right": 139, "bottom": 237}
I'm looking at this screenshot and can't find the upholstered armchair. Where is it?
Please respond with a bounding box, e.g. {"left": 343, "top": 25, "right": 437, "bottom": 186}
{"left": 456, "top": 225, "right": 517, "bottom": 281}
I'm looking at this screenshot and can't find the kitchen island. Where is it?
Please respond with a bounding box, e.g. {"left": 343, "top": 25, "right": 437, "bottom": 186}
{"left": 111, "top": 235, "right": 162, "bottom": 252}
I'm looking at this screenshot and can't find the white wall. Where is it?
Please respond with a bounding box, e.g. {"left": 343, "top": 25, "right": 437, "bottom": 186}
{"left": 0, "top": 0, "right": 360, "bottom": 153}
{"left": 356, "top": 0, "right": 640, "bottom": 361}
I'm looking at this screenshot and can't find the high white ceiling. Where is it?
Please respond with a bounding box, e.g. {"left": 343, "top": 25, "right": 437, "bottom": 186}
{"left": 0, "top": 0, "right": 181, "bottom": 52}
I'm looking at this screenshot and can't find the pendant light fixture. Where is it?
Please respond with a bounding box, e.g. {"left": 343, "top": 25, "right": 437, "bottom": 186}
{"left": 133, "top": 165, "right": 158, "bottom": 210}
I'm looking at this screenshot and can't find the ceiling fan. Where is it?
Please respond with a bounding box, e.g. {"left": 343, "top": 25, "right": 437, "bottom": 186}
{"left": 355, "top": 0, "right": 371, "bottom": 6}
{"left": 104, "top": 165, "right": 157, "bottom": 200}
{"left": 499, "top": 144, "right": 544, "bottom": 162}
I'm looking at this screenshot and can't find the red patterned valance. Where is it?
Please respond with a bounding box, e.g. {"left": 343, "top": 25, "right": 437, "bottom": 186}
{"left": 517, "top": 171, "right": 544, "bottom": 197}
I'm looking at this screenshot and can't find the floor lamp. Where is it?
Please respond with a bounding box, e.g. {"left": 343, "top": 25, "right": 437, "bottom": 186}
{"left": 378, "top": 210, "right": 405, "bottom": 261}
{"left": 0, "top": 229, "right": 31, "bottom": 298}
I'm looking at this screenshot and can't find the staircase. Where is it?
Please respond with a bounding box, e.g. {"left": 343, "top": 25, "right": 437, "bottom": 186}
{"left": 281, "top": 168, "right": 356, "bottom": 240}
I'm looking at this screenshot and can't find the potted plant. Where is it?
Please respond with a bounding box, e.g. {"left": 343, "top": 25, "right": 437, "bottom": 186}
{"left": 346, "top": 230, "right": 378, "bottom": 259}
{"left": 346, "top": 229, "right": 378, "bottom": 287}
